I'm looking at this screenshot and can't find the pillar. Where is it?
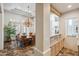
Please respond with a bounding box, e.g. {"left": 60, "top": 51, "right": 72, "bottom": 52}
{"left": 34, "top": 3, "right": 50, "bottom": 56}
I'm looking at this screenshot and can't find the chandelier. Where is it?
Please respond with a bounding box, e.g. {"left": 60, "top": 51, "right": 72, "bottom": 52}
{"left": 23, "top": 5, "right": 33, "bottom": 27}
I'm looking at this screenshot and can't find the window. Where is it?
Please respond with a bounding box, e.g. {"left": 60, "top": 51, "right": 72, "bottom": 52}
{"left": 65, "top": 18, "right": 78, "bottom": 36}
{"left": 9, "top": 19, "right": 27, "bottom": 35}
{"left": 50, "top": 13, "right": 59, "bottom": 37}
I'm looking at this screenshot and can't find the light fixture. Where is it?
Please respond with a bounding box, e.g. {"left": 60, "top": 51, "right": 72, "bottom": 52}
{"left": 24, "top": 5, "right": 33, "bottom": 27}
{"left": 68, "top": 5, "right": 72, "bottom": 8}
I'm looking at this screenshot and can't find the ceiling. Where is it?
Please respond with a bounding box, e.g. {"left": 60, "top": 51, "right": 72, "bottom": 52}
{"left": 52, "top": 3, "right": 79, "bottom": 14}
{"left": 3, "top": 3, "right": 35, "bottom": 17}
{"left": 3, "top": 3, "right": 79, "bottom": 15}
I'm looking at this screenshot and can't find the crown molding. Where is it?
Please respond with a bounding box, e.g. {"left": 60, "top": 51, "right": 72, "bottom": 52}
{"left": 50, "top": 4, "right": 62, "bottom": 16}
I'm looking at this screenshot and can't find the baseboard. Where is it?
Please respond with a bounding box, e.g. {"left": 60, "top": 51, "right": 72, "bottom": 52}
{"left": 33, "top": 47, "right": 51, "bottom": 56}
{"left": 43, "top": 48, "right": 51, "bottom": 56}
{"left": 34, "top": 47, "right": 43, "bottom": 56}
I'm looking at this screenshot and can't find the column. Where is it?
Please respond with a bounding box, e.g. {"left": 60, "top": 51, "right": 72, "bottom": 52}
{"left": 34, "top": 3, "right": 50, "bottom": 56}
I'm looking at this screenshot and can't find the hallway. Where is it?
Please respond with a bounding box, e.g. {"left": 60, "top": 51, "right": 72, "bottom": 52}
{"left": 50, "top": 3, "right": 79, "bottom": 56}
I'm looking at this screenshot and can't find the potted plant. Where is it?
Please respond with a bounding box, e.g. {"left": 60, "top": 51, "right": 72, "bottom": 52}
{"left": 4, "top": 22, "right": 16, "bottom": 42}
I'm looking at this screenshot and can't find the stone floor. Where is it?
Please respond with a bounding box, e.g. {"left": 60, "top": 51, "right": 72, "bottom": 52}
{"left": 0, "top": 41, "right": 34, "bottom": 56}
{"left": 57, "top": 48, "right": 78, "bottom": 56}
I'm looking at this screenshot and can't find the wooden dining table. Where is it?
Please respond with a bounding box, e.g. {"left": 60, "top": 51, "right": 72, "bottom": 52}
{"left": 21, "top": 35, "right": 35, "bottom": 47}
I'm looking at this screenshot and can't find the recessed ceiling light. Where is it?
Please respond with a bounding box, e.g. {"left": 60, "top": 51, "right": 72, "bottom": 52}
{"left": 68, "top": 5, "right": 72, "bottom": 8}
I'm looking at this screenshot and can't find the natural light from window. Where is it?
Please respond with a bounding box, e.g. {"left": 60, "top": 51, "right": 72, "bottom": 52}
{"left": 50, "top": 13, "right": 59, "bottom": 37}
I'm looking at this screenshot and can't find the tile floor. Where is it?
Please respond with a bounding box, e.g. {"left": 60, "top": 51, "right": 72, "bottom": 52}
{"left": 0, "top": 41, "right": 34, "bottom": 56}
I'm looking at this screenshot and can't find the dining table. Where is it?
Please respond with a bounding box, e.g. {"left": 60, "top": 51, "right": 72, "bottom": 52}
{"left": 21, "top": 35, "right": 35, "bottom": 47}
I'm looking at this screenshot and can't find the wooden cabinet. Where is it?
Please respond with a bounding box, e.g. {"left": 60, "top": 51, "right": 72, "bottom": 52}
{"left": 51, "top": 39, "right": 64, "bottom": 56}
{"left": 51, "top": 45, "right": 56, "bottom": 55}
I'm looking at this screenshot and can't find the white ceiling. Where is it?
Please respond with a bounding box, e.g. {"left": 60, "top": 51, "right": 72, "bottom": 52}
{"left": 52, "top": 3, "right": 79, "bottom": 13}
{"left": 3, "top": 3, "right": 79, "bottom": 15}
{"left": 3, "top": 3, "right": 35, "bottom": 17}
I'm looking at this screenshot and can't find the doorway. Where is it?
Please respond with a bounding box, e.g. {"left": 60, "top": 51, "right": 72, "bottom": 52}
{"left": 64, "top": 18, "right": 79, "bottom": 51}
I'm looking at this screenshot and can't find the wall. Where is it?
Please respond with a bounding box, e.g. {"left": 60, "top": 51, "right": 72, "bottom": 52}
{"left": 4, "top": 11, "right": 26, "bottom": 25}
{"left": 0, "top": 13, "right": 3, "bottom": 49}
{"left": 60, "top": 9, "right": 79, "bottom": 51}
{"left": 0, "top": 4, "right": 4, "bottom": 50}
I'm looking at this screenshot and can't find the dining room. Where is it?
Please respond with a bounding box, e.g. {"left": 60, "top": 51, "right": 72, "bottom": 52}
{"left": 2, "top": 3, "right": 36, "bottom": 55}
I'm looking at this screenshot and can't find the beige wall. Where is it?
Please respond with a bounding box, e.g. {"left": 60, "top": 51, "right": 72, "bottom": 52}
{"left": 35, "top": 3, "right": 50, "bottom": 56}
{"left": 43, "top": 4, "right": 50, "bottom": 55}
{"left": 60, "top": 9, "right": 79, "bottom": 51}
{"left": 35, "top": 3, "right": 43, "bottom": 52}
